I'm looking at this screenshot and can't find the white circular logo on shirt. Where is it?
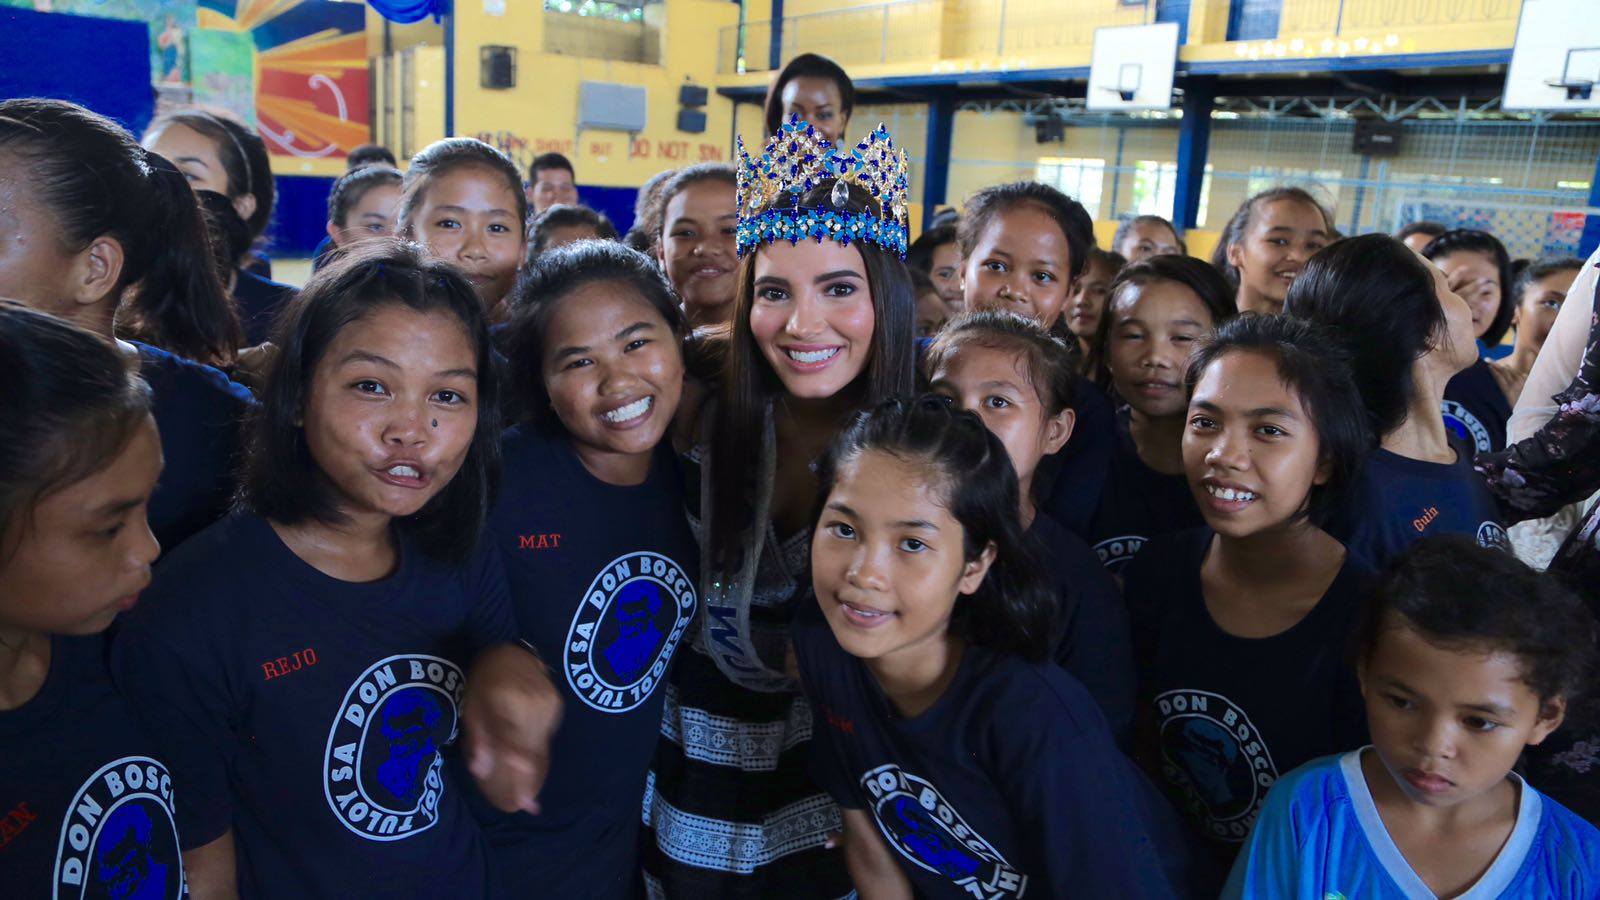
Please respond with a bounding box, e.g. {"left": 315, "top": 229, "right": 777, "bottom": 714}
{"left": 1155, "top": 689, "right": 1279, "bottom": 842}
{"left": 1442, "top": 401, "right": 1493, "bottom": 454}
{"left": 1477, "top": 521, "right": 1510, "bottom": 551}
{"left": 53, "top": 756, "right": 184, "bottom": 900}
{"left": 563, "top": 551, "right": 696, "bottom": 713}
{"left": 861, "top": 764, "right": 1027, "bottom": 898}
{"left": 322, "top": 654, "right": 463, "bottom": 842}
{"left": 1092, "top": 535, "right": 1146, "bottom": 573}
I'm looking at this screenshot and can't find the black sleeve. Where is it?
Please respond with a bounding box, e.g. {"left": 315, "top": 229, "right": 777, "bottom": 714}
{"left": 460, "top": 540, "right": 519, "bottom": 653}
{"left": 1052, "top": 566, "right": 1137, "bottom": 747}
{"left": 790, "top": 610, "right": 863, "bottom": 810}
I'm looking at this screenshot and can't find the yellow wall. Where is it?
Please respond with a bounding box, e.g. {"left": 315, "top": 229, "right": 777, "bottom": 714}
{"left": 447, "top": 0, "right": 741, "bottom": 188}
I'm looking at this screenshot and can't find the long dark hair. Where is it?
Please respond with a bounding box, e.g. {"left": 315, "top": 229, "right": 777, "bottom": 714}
{"left": 0, "top": 301, "right": 153, "bottom": 551}
{"left": 707, "top": 179, "right": 916, "bottom": 574}
{"left": 815, "top": 396, "right": 1054, "bottom": 661}
{"left": 145, "top": 108, "right": 275, "bottom": 242}
{"left": 1284, "top": 234, "right": 1447, "bottom": 439}
{"left": 1089, "top": 254, "right": 1237, "bottom": 389}
{"left": 1421, "top": 228, "right": 1515, "bottom": 346}
{"left": 0, "top": 98, "right": 241, "bottom": 366}
{"left": 763, "top": 53, "right": 855, "bottom": 138}
{"left": 239, "top": 239, "right": 501, "bottom": 562}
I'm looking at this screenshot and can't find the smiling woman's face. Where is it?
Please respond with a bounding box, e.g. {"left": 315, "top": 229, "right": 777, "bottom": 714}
{"left": 747, "top": 239, "right": 876, "bottom": 400}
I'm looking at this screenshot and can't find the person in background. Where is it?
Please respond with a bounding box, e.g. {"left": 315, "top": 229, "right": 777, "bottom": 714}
{"left": 529, "top": 151, "right": 580, "bottom": 215}
{"left": 1212, "top": 187, "right": 1333, "bottom": 316}
{"left": 1224, "top": 537, "right": 1600, "bottom": 898}
{"left": 654, "top": 163, "right": 738, "bottom": 329}
{"left": 1065, "top": 246, "right": 1125, "bottom": 361}
{"left": 1422, "top": 229, "right": 1518, "bottom": 452}
{"left": 1395, "top": 220, "right": 1447, "bottom": 254}
{"left": 625, "top": 167, "right": 679, "bottom": 253}
{"left": 529, "top": 204, "right": 620, "bottom": 260}
{"left": 196, "top": 189, "right": 295, "bottom": 347}
{"left": 763, "top": 52, "right": 854, "bottom": 146}
{"left": 907, "top": 224, "right": 963, "bottom": 311}
{"left": 317, "top": 164, "right": 404, "bottom": 270}
{"left": 1113, "top": 214, "right": 1185, "bottom": 264}
{"left": 347, "top": 142, "right": 398, "bottom": 169}
{"left": 910, "top": 268, "right": 952, "bottom": 338}
{"left": 1285, "top": 234, "right": 1503, "bottom": 570}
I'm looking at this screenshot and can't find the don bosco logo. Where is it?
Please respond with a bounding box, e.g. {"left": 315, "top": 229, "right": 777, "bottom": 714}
{"left": 564, "top": 551, "right": 695, "bottom": 713}
{"left": 322, "top": 654, "right": 463, "bottom": 842}
{"left": 53, "top": 756, "right": 184, "bottom": 900}
{"left": 861, "top": 764, "right": 1026, "bottom": 899}
{"left": 1442, "top": 401, "right": 1493, "bottom": 454}
{"left": 1155, "top": 689, "right": 1278, "bottom": 842}
{"left": 1093, "top": 534, "right": 1147, "bottom": 573}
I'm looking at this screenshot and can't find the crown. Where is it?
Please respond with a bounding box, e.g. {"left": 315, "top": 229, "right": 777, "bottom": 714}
{"left": 736, "top": 115, "right": 910, "bottom": 260}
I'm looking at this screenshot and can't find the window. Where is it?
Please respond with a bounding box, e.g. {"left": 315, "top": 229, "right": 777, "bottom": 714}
{"left": 1036, "top": 157, "right": 1106, "bottom": 219}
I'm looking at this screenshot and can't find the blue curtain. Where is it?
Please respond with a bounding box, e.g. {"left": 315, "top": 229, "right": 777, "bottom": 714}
{"left": 366, "top": 0, "right": 448, "bottom": 24}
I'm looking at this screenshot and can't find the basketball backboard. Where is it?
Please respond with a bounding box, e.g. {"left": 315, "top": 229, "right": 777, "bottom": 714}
{"left": 1088, "top": 22, "right": 1179, "bottom": 112}
{"left": 1505, "top": 0, "right": 1600, "bottom": 111}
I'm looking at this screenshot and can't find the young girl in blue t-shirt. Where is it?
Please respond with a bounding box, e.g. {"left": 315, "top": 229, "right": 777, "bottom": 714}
{"left": 1226, "top": 536, "right": 1600, "bottom": 898}
{"left": 793, "top": 396, "right": 1194, "bottom": 899}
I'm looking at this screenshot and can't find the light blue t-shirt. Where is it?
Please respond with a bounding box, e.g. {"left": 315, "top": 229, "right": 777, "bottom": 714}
{"left": 1224, "top": 748, "right": 1600, "bottom": 899}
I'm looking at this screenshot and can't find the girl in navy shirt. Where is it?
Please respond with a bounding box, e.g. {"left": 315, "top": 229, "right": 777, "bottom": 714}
{"left": 953, "top": 181, "right": 1113, "bottom": 537}
{"left": 112, "top": 241, "right": 560, "bottom": 898}
{"left": 924, "top": 309, "right": 1135, "bottom": 741}
{"left": 1285, "top": 234, "right": 1505, "bottom": 569}
{"left": 1085, "top": 255, "right": 1238, "bottom": 573}
{"left": 1227, "top": 538, "right": 1600, "bottom": 897}
{"left": 396, "top": 138, "right": 529, "bottom": 324}
{"left": 482, "top": 241, "right": 699, "bottom": 897}
{"left": 0, "top": 98, "right": 253, "bottom": 554}
{"left": 794, "top": 397, "right": 1193, "bottom": 898}
{"left": 0, "top": 304, "right": 186, "bottom": 899}
{"left": 1124, "top": 314, "right": 1374, "bottom": 880}
{"left": 1422, "top": 229, "right": 1518, "bottom": 452}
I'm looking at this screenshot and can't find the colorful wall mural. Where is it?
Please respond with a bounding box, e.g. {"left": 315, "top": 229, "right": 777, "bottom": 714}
{"left": 3, "top": 0, "right": 369, "bottom": 162}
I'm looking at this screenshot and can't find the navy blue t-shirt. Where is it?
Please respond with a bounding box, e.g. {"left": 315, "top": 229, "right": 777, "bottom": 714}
{"left": 1442, "top": 358, "right": 1511, "bottom": 454}
{"left": 1028, "top": 511, "right": 1135, "bottom": 744}
{"left": 231, "top": 269, "right": 297, "bottom": 347}
{"left": 1123, "top": 528, "right": 1370, "bottom": 872}
{"left": 1085, "top": 409, "right": 1203, "bottom": 575}
{"left": 0, "top": 633, "right": 187, "bottom": 899}
{"left": 1329, "top": 446, "right": 1508, "bottom": 570}
{"left": 1039, "top": 380, "right": 1116, "bottom": 537}
{"left": 111, "top": 512, "right": 514, "bottom": 898}
{"left": 793, "top": 604, "right": 1194, "bottom": 899}
{"left": 472, "top": 427, "right": 698, "bottom": 898}
{"left": 135, "top": 343, "right": 254, "bottom": 556}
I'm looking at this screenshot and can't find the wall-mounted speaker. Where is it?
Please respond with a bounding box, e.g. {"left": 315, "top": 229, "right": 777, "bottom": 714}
{"left": 679, "top": 84, "right": 708, "bottom": 107}
{"left": 480, "top": 46, "right": 516, "bottom": 90}
{"left": 1353, "top": 119, "right": 1403, "bottom": 157}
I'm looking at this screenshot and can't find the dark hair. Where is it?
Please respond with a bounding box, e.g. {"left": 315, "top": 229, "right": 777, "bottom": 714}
{"left": 624, "top": 168, "right": 682, "bottom": 253}
{"left": 908, "top": 267, "right": 937, "bottom": 299}
{"left": 145, "top": 109, "right": 275, "bottom": 241}
{"left": 763, "top": 53, "right": 856, "bottom": 138}
{"left": 1089, "top": 254, "right": 1237, "bottom": 388}
{"left": 925, "top": 309, "right": 1079, "bottom": 416}
{"left": 327, "top": 164, "right": 403, "bottom": 227}
{"left": 530, "top": 152, "right": 575, "bottom": 181}
{"left": 0, "top": 301, "right": 153, "bottom": 549}
{"left": 652, "top": 163, "right": 736, "bottom": 250}
{"left": 0, "top": 98, "right": 241, "bottom": 366}
{"left": 1081, "top": 246, "right": 1127, "bottom": 280}
{"left": 528, "top": 204, "right": 619, "bottom": 258}
{"left": 907, "top": 225, "right": 958, "bottom": 276}
{"left": 1211, "top": 187, "right": 1333, "bottom": 285}
{"left": 926, "top": 207, "right": 962, "bottom": 232}
{"left": 503, "top": 240, "right": 687, "bottom": 427}
{"left": 708, "top": 178, "right": 916, "bottom": 574}
{"left": 348, "top": 143, "right": 398, "bottom": 169}
{"left": 1112, "top": 215, "right": 1185, "bottom": 257}
{"left": 397, "top": 137, "right": 529, "bottom": 237}
{"left": 240, "top": 240, "right": 501, "bottom": 562}
{"left": 1395, "top": 220, "right": 1447, "bottom": 243}
{"left": 196, "top": 189, "right": 252, "bottom": 279}
{"left": 1284, "top": 234, "right": 1448, "bottom": 438}
{"left": 1355, "top": 535, "right": 1597, "bottom": 705}
{"left": 1515, "top": 255, "right": 1585, "bottom": 306}
{"left": 815, "top": 396, "right": 1055, "bottom": 661}
{"left": 1186, "top": 313, "right": 1371, "bottom": 525}
{"left": 959, "top": 181, "right": 1094, "bottom": 284}
{"left": 1421, "top": 229, "right": 1516, "bottom": 345}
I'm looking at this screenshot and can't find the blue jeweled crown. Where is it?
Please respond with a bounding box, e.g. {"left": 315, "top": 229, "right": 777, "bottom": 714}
{"left": 735, "top": 115, "right": 910, "bottom": 260}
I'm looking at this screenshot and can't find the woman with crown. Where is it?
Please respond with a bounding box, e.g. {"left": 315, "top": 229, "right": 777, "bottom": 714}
{"left": 641, "top": 117, "right": 917, "bottom": 897}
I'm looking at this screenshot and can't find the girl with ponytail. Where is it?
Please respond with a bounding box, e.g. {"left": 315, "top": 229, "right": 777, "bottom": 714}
{"left": 792, "top": 396, "right": 1193, "bottom": 897}
{"left": 0, "top": 98, "right": 253, "bottom": 553}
